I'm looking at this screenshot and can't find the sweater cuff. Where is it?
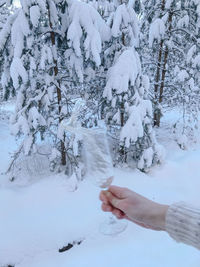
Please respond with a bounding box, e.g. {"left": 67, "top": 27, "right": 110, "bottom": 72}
{"left": 165, "top": 202, "right": 200, "bottom": 250}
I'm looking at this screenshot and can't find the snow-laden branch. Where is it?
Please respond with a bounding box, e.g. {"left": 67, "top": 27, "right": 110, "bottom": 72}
{"left": 103, "top": 47, "right": 141, "bottom": 101}
{"left": 0, "top": 10, "right": 19, "bottom": 51}
{"left": 67, "top": 0, "right": 111, "bottom": 67}
{"left": 149, "top": 18, "right": 165, "bottom": 48}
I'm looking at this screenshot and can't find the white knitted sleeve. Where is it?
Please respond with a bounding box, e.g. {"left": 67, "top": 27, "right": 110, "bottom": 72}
{"left": 165, "top": 202, "right": 200, "bottom": 250}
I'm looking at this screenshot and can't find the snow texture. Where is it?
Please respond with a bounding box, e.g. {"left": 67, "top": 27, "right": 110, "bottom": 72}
{"left": 149, "top": 18, "right": 166, "bottom": 48}
{"left": 0, "top": 11, "right": 18, "bottom": 51}
{"left": 103, "top": 47, "right": 141, "bottom": 101}
{"left": 120, "top": 100, "right": 152, "bottom": 148}
{"left": 165, "top": 0, "right": 173, "bottom": 9}
{"left": 30, "top": 5, "right": 40, "bottom": 27}
{"left": 177, "top": 69, "right": 189, "bottom": 82}
{"left": 1, "top": 108, "right": 200, "bottom": 266}
{"left": 10, "top": 58, "right": 28, "bottom": 89}
{"left": 177, "top": 15, "right": 189, "bottom": 28}
{"left": 67, "top": 0, "right": 110, "bottom": 67}
{"left": 49, "top": 0, "right": 59, "bottom": 27}
{"left": 111, "top": 3, "right": 139, "bottom": 47}
{"left": 187, "top": 45, "right": 196, "bottom": 64}
{"left": 193, "top": 54, "right": 200, "bottom": 68}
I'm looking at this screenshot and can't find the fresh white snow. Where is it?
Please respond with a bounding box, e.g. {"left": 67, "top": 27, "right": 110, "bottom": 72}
{"left": 149, "top": 18, "right": 165, "bottom": 48}
{"left": 0, "top": 104, "right": 200, "bottom": 267}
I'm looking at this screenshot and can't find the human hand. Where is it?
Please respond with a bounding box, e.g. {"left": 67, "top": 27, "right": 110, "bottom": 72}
{"left": 100, "top": 185, "right": 169, "bottom": 231}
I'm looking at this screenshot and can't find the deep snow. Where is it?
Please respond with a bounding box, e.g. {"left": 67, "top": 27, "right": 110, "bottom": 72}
{"left": 0, "top": 105, "right": 200, "bottom": 267}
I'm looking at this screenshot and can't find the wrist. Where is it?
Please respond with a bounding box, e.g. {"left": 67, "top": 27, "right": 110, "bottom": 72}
{"left": 155, "top": 204, "right": 169, "bottom": 231}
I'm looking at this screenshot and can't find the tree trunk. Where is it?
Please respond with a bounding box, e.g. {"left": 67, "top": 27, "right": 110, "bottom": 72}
{"left": 119, "top": 100, "right": 127, "bottom": 162}
{"left": 153, "top": 0, "right": 174, "bottom": 127}
{"left": 47, "top": 2, "right": 66, "bottom": 165}
{"left": 119, "top": 32, "right": 127, "bottom": 162}
{"left": 157, "top": 11, "right": 173, "bottom": 126}
{"left": 153, "top": 39, "right": 164, "bottom": 126}
{"left": 153, "top": 0, "right": 165, "bottom": 126}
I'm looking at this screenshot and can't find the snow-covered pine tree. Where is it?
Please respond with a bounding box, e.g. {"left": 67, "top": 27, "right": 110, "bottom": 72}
{"left": 170, "top": 44, "right": 200, "bottom": 148}
{"left": 55, "top": 0, "right": 111, "bottom": 122}
{"left": 53, "top": 0, "right": 112, "bottom": 176}
{"left": 141, "top": 0, "right": 200, "bottom": 130}
{"left": 141, "top": 0, "right": 172, "bottom": 127}
{"left": 165, "top": 1, "right": 200, "bottom": 141}
{"left": 7, "top": 0, "right": 57, "bottom": 163}
{"left": 83, "top": 0, "right": 115, "bottom": 19}
{"left": 169, "top": 1, "right": 200, "bottom": 148}
{"left": 2, "top": 0, "right": 112, "bottom": 179}
{"left": 0, "top": 1, "right": 10, "bottom": 31}
{"left": 1, "top": 0, "right": 69, "bottom": 177}
{"left": 0, "top": 0, "right": 13, "bottom": 100}
{"left": 103, "top": 0, "right": 163, "bottom": 171}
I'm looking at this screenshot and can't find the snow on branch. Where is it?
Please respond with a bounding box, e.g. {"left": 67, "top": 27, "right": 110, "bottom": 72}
{"left": 67, "top": 0, "right": 111, "bottom": 67}
{"left": 30, "top": 5, "right": 41, "bottom": 27}
{"left": 48, "top": 0, "right": 59, "bottom": 27}
{"left": 187, "top": 45, "right": 196, "bottom": 63}
{"left": 193, "top": 54, "right": 200, "bottom": 68}
{"left": 120, "top": 100, "right": 152, "bottom": 148}
{"left": 10, "top": 58, "right": 28, "bottom": 89}
{"left": 111, "top": 3, "right": 139, "bottom": 46}
{"left": 103, "top": 47, "right": 141, "bottom": 101}
{"left": 149, "top": 18, "right": 165, "bottom": 48}
{"left": 177, "top": 14, "right": 189, "bottom": 28}
{"left": 0, "top": 11, "right": 18, "bottom": 51}
{"left": 165, "top": 0, "right": 173, "bottom": 9}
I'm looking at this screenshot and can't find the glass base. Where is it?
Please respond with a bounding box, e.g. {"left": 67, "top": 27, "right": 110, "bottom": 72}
{"left": 99, "top": 216, "right": 128, "bottom": 236}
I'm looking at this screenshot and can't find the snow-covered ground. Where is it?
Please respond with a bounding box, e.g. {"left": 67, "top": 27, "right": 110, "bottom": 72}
{"left": 0, "top": 104, "right": 200, "bottom": 267}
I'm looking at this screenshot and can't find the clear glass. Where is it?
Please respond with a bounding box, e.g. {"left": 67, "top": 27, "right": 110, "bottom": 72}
{"left": 82, "top": 128, "right": 127, "bottom": 236}
{"left": 62, "top": 100, "right": 127, "bottom": 235}
{"left": 99, "top": 214, "right": 127, "bottom": 236}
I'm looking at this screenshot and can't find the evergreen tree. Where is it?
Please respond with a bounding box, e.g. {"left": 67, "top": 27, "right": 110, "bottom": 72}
{"left": 141, "top": 0, "right": 200, "bottom": 131}
{"left": 171, "top": 44, "right": 200, "bottom": 149}
{"left": 83, "top": 0, "right": 115, "bottom": 19}
{"left": 0, "top": 0, "right": 13, "bottom": 100}
{"left": 1, "top": 0, "right": 112, "bottom": 178}
{"left": 102, "top": 0, "right": 163, "bottom": 171}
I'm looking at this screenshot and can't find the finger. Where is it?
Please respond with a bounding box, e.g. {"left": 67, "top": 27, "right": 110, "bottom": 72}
{"left": 99, "top": 191, "right": 109, "bottom": 204}
{"left": 104, "top": 191, "right": 122, "bottom": 209}
{"left": 108, "top": 185, "right": 130, "bottom": 199}
{"left": 112, "top": 209, "right": 125, "bottom": 219}
{"left": 101, "top": 203, "right": 113, "bottom": 212}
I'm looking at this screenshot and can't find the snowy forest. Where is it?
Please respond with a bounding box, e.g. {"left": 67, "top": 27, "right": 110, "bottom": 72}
{"left": 0, "top": 0, "right": 200, "bottom": 266}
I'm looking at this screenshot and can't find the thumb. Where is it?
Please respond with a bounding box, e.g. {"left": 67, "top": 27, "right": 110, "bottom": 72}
{"left": 108, "top": 185, "right": 130, "bottom": 199}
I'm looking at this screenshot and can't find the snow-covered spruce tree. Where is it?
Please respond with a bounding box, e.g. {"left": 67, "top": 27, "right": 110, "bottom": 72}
{"left": 170, "top": 44, "right": 200, "bottom": 149}
{"left": 1, "top": 0, "right": 70, "bottom": 177}
{"left": 5, "top": 1, "right": 59, "bottom": 168}
{"left": 103, "top": 1, "right": 163, "bottom": 171}
{"left": 169, "top": 1, "right": 200, "bottom": 148}
{"left": 140, "top": 0, "right": 173, "bottom": 127}
{"left": 141, "top": 0, "right": 200, "bottom": 128}
{"left": 0, "top": 0, "right": 13, "bottom": 100}
{"left": 83, "top": 0, "right": 116, "bottom": 19}
{"left": 2, "top": 0, "right": 112, "bottom": 178}
{"left": 54, "top": 0, "right": 110, "bottom": 120}
{"left": 0, "top": 1, "right": 11, "bottom": 31}
{"left": 53, "top": 0, "right": 112, "bottom": 176}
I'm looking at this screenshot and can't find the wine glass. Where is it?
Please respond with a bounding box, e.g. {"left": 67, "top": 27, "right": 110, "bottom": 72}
{"left": 62, "top": 100, "right": 127, "bottom": 235}
{"left": 83, "top": 128, "right": 127, "bottom": 235}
